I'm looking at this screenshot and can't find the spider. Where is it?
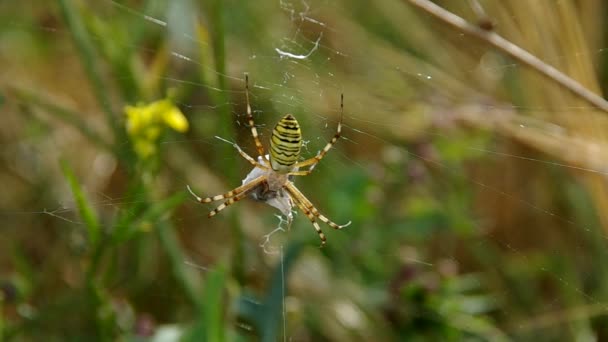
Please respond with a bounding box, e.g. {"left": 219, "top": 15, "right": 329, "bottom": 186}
{"left": 187, "top": 75, "right": 350, "bottom": 246}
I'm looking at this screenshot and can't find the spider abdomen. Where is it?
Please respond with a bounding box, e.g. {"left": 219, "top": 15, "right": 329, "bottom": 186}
{"left": 270, "top": 114, "right": 302, "bottom": 172}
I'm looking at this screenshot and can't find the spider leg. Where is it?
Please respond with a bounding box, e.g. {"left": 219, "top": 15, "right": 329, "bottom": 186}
{"left": 187, "top": 175, "right": 266, "bottom": 203}
{"left": 291, "top": 94, "right": 344, "bottom": 173}
{"left": 288, "top": 190, "right": 327, "bottom": 246}
{"left": 207, "top": 185, "right": 258, "bottom": 218}
{"left": 227, "top": 139, "right": 269, "bottom": 170}
{"left": 287, "top": 170, "right": 315, "bottom": 176}
{"left": 245, "top": 75, "right": 271, "bottom": 167}
{"left": 285, "top": 182, "right": 351, "bottom": 230}
{"left": 284, "top": 182, "right": 350, "bottom": 246}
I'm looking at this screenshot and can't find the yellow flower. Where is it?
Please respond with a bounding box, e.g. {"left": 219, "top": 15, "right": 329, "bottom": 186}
{"left": 162, "top": 105, "right": 189, "bottom": 132}
{"left": 124, "top": 98, "right": 189, "bottom": 159}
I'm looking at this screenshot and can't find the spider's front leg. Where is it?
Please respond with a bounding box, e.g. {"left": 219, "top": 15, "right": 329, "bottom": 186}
{"left": 289, "top": 94, "right": 345, "bottom": 177}
{"left": 244, "top": 74, "right": 271, "bottom": 168}
{"left": 287, "top": 159, "right": 319, "bottom": 176}
{"left": 187, "top": 175, "right": 266, "bottom": 212}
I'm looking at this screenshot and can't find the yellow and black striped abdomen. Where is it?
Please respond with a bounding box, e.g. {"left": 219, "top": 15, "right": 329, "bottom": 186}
{"left": 270, "top": 114, "right": 302, "bottom": 173}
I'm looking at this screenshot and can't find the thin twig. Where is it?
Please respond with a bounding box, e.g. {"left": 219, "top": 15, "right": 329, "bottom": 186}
{"left": 404, "top": 0, "right": 608, "bottom": 113}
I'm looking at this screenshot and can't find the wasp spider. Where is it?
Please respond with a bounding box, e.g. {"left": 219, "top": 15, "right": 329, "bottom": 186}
{"left": 187, "top": 75, "right": 350, "bottom": 246}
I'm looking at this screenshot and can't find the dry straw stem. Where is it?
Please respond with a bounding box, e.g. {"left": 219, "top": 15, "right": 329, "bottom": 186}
{"left": 457, "top": 105, "right": 608, "bottom": 176}
{"left": 405, "top": 0, "right": 608, "bottom": 234}
{"left": 404, "top": 0, "right": 608, "bottom": 113}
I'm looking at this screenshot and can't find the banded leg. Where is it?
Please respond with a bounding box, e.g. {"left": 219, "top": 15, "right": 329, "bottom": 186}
{"left": 285, "top": 182, "right": 351, "bottom": 230}
{"left": 285, "top": 182, "right": 351, "bottom": 244}
{"left": 244, "top": 75, "right": 271, "bottom": 167}
{"left": 290, "top": 94, "right": 344, "bottom": 174}
{"left": 288, "top": 191, "right": 327, "bottom": 246}
{"left": 208, "top": 185, "right": 257, "bottom": 218}
{"left": 187, "top": 175, "right": 266, "bottom": 203}
{"left": 230, "top": 139, "right": 269, "bottom": 170}
{"left": 287, "top": 170, "right": 316, "bottom": 176}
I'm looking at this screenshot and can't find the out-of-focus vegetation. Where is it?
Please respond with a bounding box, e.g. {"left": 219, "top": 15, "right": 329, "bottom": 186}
{"left": 2, "top": 0, "right": 608, "bottom": 340}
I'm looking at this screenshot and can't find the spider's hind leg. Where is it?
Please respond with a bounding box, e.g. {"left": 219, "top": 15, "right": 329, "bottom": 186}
{"left": 284, "top": 182, "right": 351, "bottom": 247}
{"left": 291, "top": 197, "right": 327, "bottom": 247}
{"left": 285, "top": 182, "right": 351, "bottom": 230}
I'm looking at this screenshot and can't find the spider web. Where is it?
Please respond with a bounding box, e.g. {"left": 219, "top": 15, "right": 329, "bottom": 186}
{"left": 2, "top": 0, "right": 608, "bottom": 340}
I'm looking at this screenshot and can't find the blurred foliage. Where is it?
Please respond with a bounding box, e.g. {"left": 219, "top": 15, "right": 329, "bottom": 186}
{"left": 2, "top": 0, "right": 608, "bottom": 341}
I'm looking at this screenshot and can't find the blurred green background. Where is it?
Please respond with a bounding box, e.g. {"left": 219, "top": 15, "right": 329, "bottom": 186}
{"left": 2, "top": 0, "right": 608, "bottom": 340}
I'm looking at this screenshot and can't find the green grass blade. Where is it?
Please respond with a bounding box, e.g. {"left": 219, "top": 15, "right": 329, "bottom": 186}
{"left": 0, "top": 296, "right": 4, "bottom": 342}
{"left": 113, "top": 190, "right": 187, "bottom": 244}
{"left": 202, "top": 266, "right": 227, "bottom": 342}
{"left": 200, "top": 0, "right": 234, "bottom": 179}
{"left": 260, "top": 242, "right": 303, "bottom": 342}
{"left": 236, "top": 242, "right": 304, "bottom": 341}
{"left": 60, "top": 160, "right": 101, "bottom": 248}
{"left": 57, "top": 0, "right": 119, "bottom": 135}
{"left": 156, "top": 221, "right": 201, "bottom": 308}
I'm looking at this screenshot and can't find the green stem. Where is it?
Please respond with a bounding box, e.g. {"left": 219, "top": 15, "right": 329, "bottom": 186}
{"left": 156, "top": 221, "right": 201, "bottom": 307}
{"left": 57, "top": 0, "right": 120, "bottom": 137}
